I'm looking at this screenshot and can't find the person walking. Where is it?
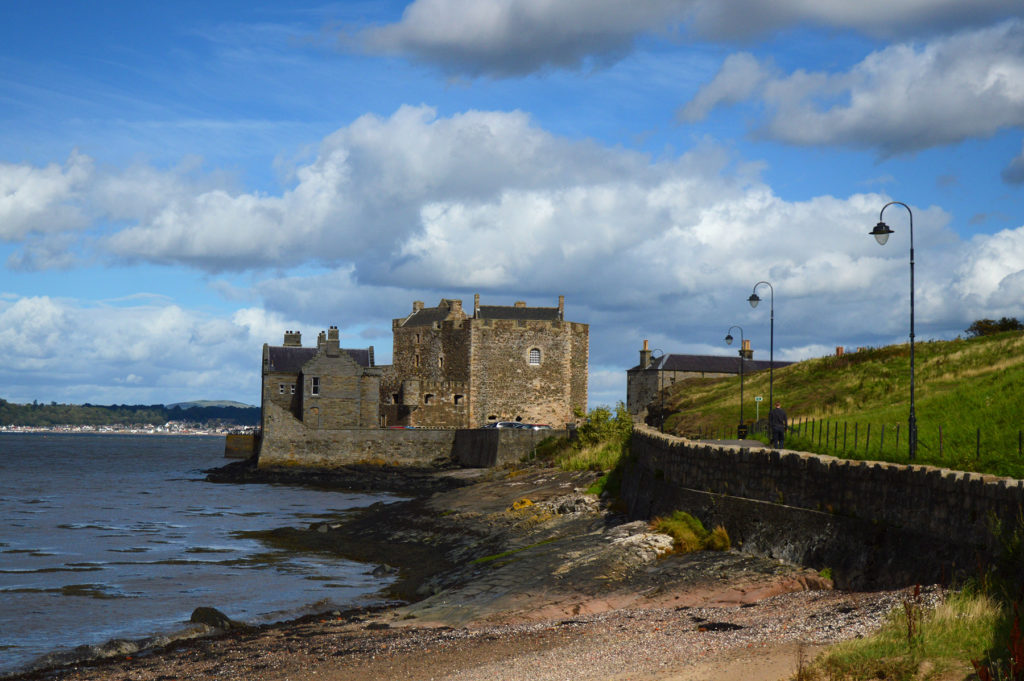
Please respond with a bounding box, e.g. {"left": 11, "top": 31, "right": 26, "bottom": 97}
{"left": 769, "top": 401, "right": 788, "bottom": 449}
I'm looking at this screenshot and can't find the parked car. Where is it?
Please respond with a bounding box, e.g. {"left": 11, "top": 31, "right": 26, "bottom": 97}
{"left": 481, "top": 421, "right": 518, "bottom": 429}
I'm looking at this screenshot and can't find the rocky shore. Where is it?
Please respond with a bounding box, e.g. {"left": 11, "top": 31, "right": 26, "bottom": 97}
{"left": 6, "top": 460, "right": 933, "bottom": 681}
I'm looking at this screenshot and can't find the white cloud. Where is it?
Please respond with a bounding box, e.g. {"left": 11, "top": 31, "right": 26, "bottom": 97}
{"left": 0, "top": 296, "right": 300, "bottom": 405}
{"left": 954, "top": 226, "right": 1024, "bottom": 309}
{"left": 358, "top": 0, "right": 684, "bottom": 77}
{"left": 0, "top": 152, "right": 92, "bottom": 240}
{"left": 353, "top": 0, "right": 1024, "bottom": 78}
{"left": 682, "top": 20, "right": 1024, "bottom": 154}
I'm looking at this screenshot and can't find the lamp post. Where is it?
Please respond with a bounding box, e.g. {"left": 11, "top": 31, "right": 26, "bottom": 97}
{"left": 870, "top": 201, "right": 917, "bottom": 460}
{"left": 725, "top": 326, "right": 750, "bottom": 437}
{"left": 747, "top": 281, "right": 774, "bottom": 407}
{"left": 651, "top": 348, "right": 664, "bottom": 432}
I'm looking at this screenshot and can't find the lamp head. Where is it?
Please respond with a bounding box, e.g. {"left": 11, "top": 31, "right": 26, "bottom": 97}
{"left": 747, "top": 292, "right": 761, "bottom": 309}
{"left": 870, "top": 221, "right": 893, "bottom": 246}
{"left": 725, "top": 334, "right": 733, "bottom": 345}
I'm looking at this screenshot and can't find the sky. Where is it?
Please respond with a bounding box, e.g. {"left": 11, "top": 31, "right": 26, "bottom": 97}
{"left": 2, "top": 1, "right": 1024, "bottom": 409}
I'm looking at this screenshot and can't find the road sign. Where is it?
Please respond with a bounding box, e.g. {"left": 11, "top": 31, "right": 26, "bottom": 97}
{"left": 754, "top": 396, "right": 763, "bottom": 402}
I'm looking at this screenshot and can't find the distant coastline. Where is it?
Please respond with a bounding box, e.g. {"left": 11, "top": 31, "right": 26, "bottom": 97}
{"left": 0, "top": 424, "right": 252, "bottom": 436}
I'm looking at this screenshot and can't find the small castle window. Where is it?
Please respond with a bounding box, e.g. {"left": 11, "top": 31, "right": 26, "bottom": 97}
{"left": 454, "top": 394, "right": 463, "bottom": 405}
{"left": 438, "top": 356, "right": 444, "bottom": 369}
{"left": 414, "top": 354, "right": 420, "bottom": 368}
{"left": 278, "top": 384, "right": 285, "bottom": 394}
{"left": 529, "top": 348, "right": 541, "bottom": 365}
{"left": 424, "top": 393, "right": 434, "bottom": 405}
{"left": 290, "top": 385, "right": 296, "bottom": 395}
{"left": 415, "top": 333, "right": 421, "bottom": 344}
{"left": 311, "top": 377, "right": 320, "bottom": 396}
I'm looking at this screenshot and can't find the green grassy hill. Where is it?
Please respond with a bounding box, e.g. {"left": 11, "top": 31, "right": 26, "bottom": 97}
{"left": 659, "top": 330, "right": 1024, "bottom": 479}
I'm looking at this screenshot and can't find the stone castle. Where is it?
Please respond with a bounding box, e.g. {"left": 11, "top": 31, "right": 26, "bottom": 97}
{"left": 259, "top": 295, "right": 588, "bottom": 443}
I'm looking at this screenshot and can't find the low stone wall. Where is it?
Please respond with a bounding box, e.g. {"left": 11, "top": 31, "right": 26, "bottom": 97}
{"left": 224, "top": 433, "right": 258, "bottom": 459}
{"left": 258, "top": 401, "right": 560, "bottom": 469}
{"left": 453, "top": 429, "right": 564, "bottom": 467}
{"left": 622, "top": 425, "right": 1024, "bottom": 588}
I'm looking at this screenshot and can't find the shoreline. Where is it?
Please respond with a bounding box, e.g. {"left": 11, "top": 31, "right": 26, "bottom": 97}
{"left": 5, "top": 460, "right": 929, "bottom": 681}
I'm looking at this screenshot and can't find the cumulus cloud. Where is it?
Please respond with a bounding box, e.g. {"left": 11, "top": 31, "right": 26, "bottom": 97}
{"left": 0, "top": 296, "right": 301, "bottom": 404}
{"left": 0, "top": 152, "right": 92, "bottom": 239}
{"left": 352, "top": 0, "right": 1023, "bottom": 78}
{"left": 357, "top": 0, "right": 684, "bottom": 77}
{"left": 682, "top": 20, "right": 1024, "bottom": 155}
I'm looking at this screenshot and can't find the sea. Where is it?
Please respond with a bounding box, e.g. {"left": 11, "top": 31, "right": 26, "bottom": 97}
{"left": 0, "top": 433, "right": 398, "bottom": 675}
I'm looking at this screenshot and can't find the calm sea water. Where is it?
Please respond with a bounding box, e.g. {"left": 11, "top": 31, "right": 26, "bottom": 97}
{"left": 0, "top": 433, "right": 397, "bottom": 674}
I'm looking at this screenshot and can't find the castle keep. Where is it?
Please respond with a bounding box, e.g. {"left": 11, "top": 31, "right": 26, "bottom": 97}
{"left": 257, "top": 295, "right": 588, "bottom": 460}
{"left": 381, "top": 295, "right": 588, "bottom": 428}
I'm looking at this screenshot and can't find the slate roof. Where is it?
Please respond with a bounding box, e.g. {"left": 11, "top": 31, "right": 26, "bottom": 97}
{"left": 267, "top": 346, "right": 372, "bottom": 371}
{"left": 628, "top": 353, "right": 789, "bottom": 375}
{"left": 400, "top": 306, "right": 453, "bottom": 327}
{"left": 477, "top": 305, "right": 561, "bottom": 321}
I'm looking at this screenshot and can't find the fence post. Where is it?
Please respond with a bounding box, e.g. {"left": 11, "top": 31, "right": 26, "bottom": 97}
{"left": 976, "top": 428, "right": 981, "bottom": 460}
{"left": 895, "top": 424, "right": 900, "bottom": 458}
{"left": 939, "top": 425, "right": 943, "bottom": 460}
{"left": 834, "top": 421, "right": 838, "bottom": 450}
{"left": 866, "top": 424, "right": 871, "bottom": 454}
{"left": 843, "top": 422, "right": 848, "bottom": 452}
{"left": 853, "top": 422, "right": 858, "bottom": 451}
{"left": 880, "top": 424, "right": 886, "bottom": 455}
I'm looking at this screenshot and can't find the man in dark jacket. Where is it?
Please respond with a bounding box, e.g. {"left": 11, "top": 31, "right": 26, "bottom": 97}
{"left": 769, "top": 401, "right": 787, "bottom": 448}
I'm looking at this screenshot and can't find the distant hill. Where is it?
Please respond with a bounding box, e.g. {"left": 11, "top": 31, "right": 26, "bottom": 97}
{"left": 166, "top": 400, "right": 256, "bottom": 409}
{"left": 0, "top": 400, "right": 259, "bottom": 428}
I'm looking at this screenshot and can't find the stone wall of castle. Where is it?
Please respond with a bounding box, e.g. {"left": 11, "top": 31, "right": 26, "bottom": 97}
{"left": 468, "top": 319, "right": 587, "bottom": 427}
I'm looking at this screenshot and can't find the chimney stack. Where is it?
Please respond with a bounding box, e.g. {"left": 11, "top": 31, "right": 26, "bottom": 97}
{"left": 640, "top": 339, "right": 652, "bottom": 369}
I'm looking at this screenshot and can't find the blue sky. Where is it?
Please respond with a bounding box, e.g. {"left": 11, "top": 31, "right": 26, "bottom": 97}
{"left": 2, "top": 0, "right": 1024, "bottom": 408}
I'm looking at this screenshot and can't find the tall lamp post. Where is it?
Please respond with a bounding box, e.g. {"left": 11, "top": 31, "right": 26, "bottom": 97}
{"left": 725, "top": 326, "right": 751, "bottom": 438}
{"left": 870, "top": 201, "right": 917, "bottom": 460}
{"left": 747, "top": 281, "right": 774, "bottom": 407}
{"left": 651, "top": 348, "right": 664, "bottom": 432}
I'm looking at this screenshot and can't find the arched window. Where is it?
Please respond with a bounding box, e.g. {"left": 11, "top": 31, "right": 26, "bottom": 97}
{"left": 528, "top": 348, "right": 541, "bottom": 365}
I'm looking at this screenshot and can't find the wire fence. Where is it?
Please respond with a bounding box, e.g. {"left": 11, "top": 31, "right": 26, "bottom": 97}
{"left": 689, "top": 418, "right": 1024, "bottom": 477}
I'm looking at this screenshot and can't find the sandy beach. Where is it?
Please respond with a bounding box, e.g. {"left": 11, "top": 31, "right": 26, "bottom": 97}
{"left": 6, "top": 463, "right": 933, "bottom": 681}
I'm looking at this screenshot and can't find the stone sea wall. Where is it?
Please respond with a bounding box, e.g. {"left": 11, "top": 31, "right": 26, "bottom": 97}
{"left": 258, "top": 400, "right": 561, "bottom": 469}
{"left": 622, "top": 425, "right": 1024, "bottom": 588}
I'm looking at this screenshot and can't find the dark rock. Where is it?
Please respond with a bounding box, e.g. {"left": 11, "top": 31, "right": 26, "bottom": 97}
{"left": 190, "top": 606, "right": 238, "bottom": 630}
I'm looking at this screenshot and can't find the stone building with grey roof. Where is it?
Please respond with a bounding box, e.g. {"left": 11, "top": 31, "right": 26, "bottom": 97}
{"left": 381, "top": 294, "right": 588, "bottom": 428}
{"left": 626, "top": 339, "right": 790, "bottom": 420}
{"left": 258, "top": 294, "right": 588, "bottom": 456}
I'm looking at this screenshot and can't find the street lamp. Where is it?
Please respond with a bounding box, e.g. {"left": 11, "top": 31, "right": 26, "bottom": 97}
{"left": 871, "top": 201, "right": 917, "bottom": 460}
{"left": 725, "top": 326, "right": 750, "bottom": 438}
{"left": 651, "top": 348, "right": 664, "bottom": 432}
{"left": 748, "top": 280, "right": 774, "bottom": 407}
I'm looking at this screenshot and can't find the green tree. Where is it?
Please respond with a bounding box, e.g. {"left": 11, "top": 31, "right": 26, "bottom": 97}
{"left": 965, "top": 317, "right": 1024, "bottom": 337}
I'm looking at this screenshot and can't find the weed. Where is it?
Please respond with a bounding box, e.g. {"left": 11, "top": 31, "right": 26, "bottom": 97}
{"left": 651, "top": 511, "right": 730, "bottom": 554}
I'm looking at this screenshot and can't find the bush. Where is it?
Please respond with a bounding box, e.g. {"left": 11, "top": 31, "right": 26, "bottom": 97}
{"left": 652, "top": 511, "right": 730, "bottom": 554}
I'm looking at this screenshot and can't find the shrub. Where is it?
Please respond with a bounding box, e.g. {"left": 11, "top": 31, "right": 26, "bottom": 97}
{"left": 652, "top": 511, "right": 730, "bottom": 554}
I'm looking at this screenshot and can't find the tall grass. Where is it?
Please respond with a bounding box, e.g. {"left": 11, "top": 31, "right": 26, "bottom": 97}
{"left": 660, "top": 330, "right": 1024, "bottom": 478}
{"left": 533, "top": 403, "right": 632, "bottom": 496}
{"left": 807, "top": 590, "right": 1004, "bottom": 681}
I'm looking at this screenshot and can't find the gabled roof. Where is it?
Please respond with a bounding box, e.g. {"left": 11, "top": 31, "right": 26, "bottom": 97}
{"left": 628, "top": 353, "right": 789, "bottom": 375}
{"left": 478, "top": 305, "right": 561, "bottom": 321}
{"left": 267, "top": 346, "right": 373, "bottom": 372}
